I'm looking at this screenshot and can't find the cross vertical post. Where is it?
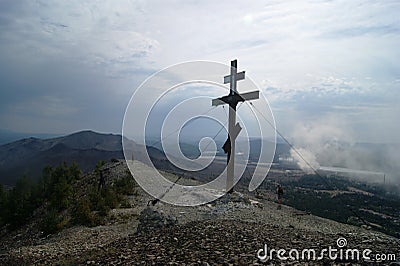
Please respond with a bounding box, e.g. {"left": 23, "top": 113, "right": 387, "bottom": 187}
{"left": 212, "top": 59, "right": 259, "bottom": 193}
{"left": 227, "top": 60, "right": 239, "bottom": 193}
{"left": 226, "top": 94, "right": 236, "bottom": 192}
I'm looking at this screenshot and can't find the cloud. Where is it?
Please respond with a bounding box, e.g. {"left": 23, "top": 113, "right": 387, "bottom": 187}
{"left": 10, "top": 96, "right": 80, "bottom": 118}
{"left": 0, "top": 0, "right": 398, "bottom": 146}
{"left": 0, "top": 1, "right": 159, "bottom": 77}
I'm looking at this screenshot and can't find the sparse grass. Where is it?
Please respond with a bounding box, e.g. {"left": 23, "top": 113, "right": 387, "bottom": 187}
{"left": 119, "top": 198, "right": 132, "bottom": 208}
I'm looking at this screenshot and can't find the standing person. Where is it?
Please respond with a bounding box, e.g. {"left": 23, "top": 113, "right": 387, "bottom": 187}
{"left": 277, "top": 184, "right": 284, "bottom": 209}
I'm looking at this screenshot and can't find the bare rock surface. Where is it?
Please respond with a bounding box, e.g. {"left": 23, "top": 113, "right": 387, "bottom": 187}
{"left": 1, "top": 161, "right": 399, "bottom": 265}
{"left": 136, "top": 207, "right": 178, "bottom": 235}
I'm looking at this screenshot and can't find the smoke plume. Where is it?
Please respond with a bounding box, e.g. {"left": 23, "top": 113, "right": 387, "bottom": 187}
{"left": 289, "top": 116, "right": 400, "bottom": 185}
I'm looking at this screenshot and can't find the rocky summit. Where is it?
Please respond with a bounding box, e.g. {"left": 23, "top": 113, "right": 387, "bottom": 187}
{"left": 0, "top": 161, "right": 399, "bottom": 265}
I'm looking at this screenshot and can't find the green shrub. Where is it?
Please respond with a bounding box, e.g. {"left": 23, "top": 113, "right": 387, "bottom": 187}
{"left": 114, "top": 176, "right": 136, "bottom": 196}
{"left": 50, "top": 178, "right": 71, "bottom": 211}
{"left": 88, "top": 188, "right": 115, "bottom": 217}
{"left": 0, "top": 184, "right": 6, "bottom": 226}
{"left": 72, "top": 197, "right": 95, "bottom": 226}
{"left": 4, "top": 176, "right": 36, "bottom": 228}
{"left": 95, "top": 160, "right": 105, "bottom": 175}
{"left": 41, "top": 209, "right": 64, "bottom": 235}
{"left": 102, "top": 188, "right": 120, "bottom": 209}
{"left": 110, "top": 158, "right": 119, "bottom": 163}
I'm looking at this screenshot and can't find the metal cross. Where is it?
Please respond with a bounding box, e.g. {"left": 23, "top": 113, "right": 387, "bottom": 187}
{"left": 212, "top": 59, "right": 259, "bottom": 193}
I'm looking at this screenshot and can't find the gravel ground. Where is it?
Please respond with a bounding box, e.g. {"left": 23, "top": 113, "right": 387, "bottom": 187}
{"left": 1, "top": 161, "right": 399, "bottom": 265}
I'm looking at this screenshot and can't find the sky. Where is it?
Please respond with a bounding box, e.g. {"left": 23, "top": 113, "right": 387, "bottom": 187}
{"left": 0, "top": 0, "right": 399, "bottom": 145}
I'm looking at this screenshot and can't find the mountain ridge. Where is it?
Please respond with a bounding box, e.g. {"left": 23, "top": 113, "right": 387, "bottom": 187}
{"left": 0, "top": 130, "right": 128, "bottom": 185}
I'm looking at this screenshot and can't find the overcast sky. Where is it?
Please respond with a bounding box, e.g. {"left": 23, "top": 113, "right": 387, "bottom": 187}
{"left": 0, "top": 0, "right": 399, "bottom": 144}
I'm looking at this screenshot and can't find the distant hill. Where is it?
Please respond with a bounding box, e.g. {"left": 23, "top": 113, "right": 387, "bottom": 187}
{"left": 0, "top": 131, "right": 127, "bottom": 185}
{"left": 0, "top": 130, "right": 202, "bottom": 186}
{"left": 0, "top": 129, "right": 61, "bottom": 145}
